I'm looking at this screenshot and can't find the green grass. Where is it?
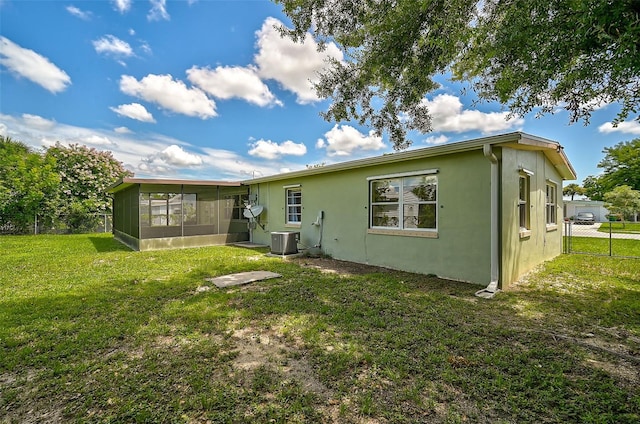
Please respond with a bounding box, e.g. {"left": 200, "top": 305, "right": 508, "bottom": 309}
{"left": 1, "top": 234, "right": 639, "bottom": 423}
{"left": 598, "top": 222, "right": 640, "bottom": 234}
{"left": 568, "top": 236, "right": 640, "bottom": 256}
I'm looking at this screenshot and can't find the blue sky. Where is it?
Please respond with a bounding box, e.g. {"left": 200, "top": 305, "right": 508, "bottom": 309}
{"left": 1, "top": 0, "right": 639, "bottom": 184}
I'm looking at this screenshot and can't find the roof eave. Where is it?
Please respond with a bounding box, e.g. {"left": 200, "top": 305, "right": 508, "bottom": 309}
{"left": 107, "top": 178, "right": 241, "bottom": 193}
{"left": 244, "top": 132, "right": 527, "bottom": 184}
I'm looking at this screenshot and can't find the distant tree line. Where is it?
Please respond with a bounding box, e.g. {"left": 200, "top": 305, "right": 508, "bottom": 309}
{"left": 564, "top": 138, "right": 640, "bottom": 221}
{"left": 0, "top": 136, "right": 133, "bottom": 234}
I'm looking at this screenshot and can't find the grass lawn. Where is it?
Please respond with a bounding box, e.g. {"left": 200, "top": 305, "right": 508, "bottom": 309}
{"left": 568, "top": 236, "right": 640, "bottom": 257}
{"left": 1, "top": 234, "right": 639, "bottom": 423}
{"left": 598, "top": 222, "right": 640, "bottom": 235}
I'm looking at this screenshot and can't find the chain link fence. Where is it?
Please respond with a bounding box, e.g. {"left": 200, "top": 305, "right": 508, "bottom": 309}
{"left": 1, "top": 214, "right": 112, "bottom": 235}
{"left": 563, "top": 220, "right": 640, "bottom": 258}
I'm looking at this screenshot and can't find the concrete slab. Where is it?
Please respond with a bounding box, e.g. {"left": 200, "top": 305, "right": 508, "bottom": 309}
{"left": 205, "top": 271, "right": 281, "bottom": 288}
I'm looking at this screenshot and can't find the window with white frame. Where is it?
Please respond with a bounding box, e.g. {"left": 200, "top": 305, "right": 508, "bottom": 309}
{"left": 518, "top": 174, "right": 530, "bottom": 231}
{"left": 286, "top": 187, "right": 302, "bottom": 224}
{"left": 546, "top": 182, "right": 557, "bottom": 225}
{"left": 370, "top": 173, "right": 437, "bottom": 230}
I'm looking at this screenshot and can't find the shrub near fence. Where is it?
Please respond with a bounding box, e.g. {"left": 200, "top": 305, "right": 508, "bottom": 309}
{"left": 0, "top": 214, "right": 112, "bottom": 235}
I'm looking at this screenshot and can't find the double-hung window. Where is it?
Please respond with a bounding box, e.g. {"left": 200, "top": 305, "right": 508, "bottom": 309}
{"left": 546, "top": 182, "right": 557, "bottom": 226}
{"left": 518, "top": 172, "right": 531, "bottom": 232}
{"left": 286, "top": 187, "right": 302, "bottom": 225}
{"left": 369, "top": 172, "right": 437, "bottom": 232}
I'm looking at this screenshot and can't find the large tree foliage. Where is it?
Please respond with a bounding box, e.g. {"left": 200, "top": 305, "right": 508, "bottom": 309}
{"left": 603, "top": 185, "right": 640, "bottom": 221}
{"left": 276, "top": 0, "right": 640, "bottom": 149}
{"left": 45, "top": 142, "right": 133, "bottom": 232}
{"left": 563, "top": 183, "right": 585, "bottom": 201}
{"left": 583, "top": 138, "right": 640, "bottom": 200}
{"left": 583, "top": 175, "right": 607, "bottom": 201}
{"left": 598, "top": 138, "right": 640, "bottom": 191}
{"left": 0, "top": 136, "right": 60, "bottom": 233}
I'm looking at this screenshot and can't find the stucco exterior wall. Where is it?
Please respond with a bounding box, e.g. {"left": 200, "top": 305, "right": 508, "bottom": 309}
{"left": 499, "top": 147, "right": 565, "bottom": 288}
{"left": 250, "top": 149, "right": 494, "bottom": 284}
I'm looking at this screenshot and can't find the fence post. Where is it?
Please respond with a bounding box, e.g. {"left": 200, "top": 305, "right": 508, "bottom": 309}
{"left": 34, "top": 214, "right": 38, "bottom": 235}
{"left": 563, "top": 219, "right": 571, "bottom": 253}
{"left": 609, "top": 221, "right": 612, "bottom": 256}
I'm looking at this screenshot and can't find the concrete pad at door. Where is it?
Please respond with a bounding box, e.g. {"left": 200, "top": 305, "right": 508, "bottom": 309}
{"left": 205, "top": 271, "right": 282, "bottom": 288}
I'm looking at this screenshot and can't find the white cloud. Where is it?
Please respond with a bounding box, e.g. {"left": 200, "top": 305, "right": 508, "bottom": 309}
{"left": 200, "top": 147, "right": 282, "bottom": 179}
{"left": 0, "top": 36, "right": 71, "bottom": 93}
{"left": 110, "top": 103, "right": 156, "bottom": 122}
{"left": 422, "top": 94, "right": 524, "bottom": 134}
{"left": 157, "top": 145, "right": 202, "bottom": 166}
{"left": 424, "top": 134, "right": 449, "bottom": 145}
{"left": 113, "top": 0, "right": 131, "bottom": 14}
{"left": 66, "top": 5, "right": 91, "bottom": 20}
{"left": 317, "top": 124, "right": 385, "bottom": 156}
{"left": 119, "top": 74, "right": 216, "bottom": 118}
{"left": 93, "top": 35, "right": 133, "bottom": 58}
{"left": 139, "top": 41, "right": 152, "bottom": 55}
{"left": 254, "top": 17, "right": 344, "bottom": 104}
{"left": 22, "top": 114, "right": 56, "bottom": 130}
{"left": 83, "top": 135, "right": 114, "bottom": 146}
{"left": 187, "top": 65, "right": 282, "bottom": 107}
{"left": 598, "top": 120, "right": 640, "bottom": 135}
{"left": 248, "top": 139, "right": 307, "bottom": 159}
{"left": 148, "top": 0, "right": 170, "bottom": 21}
{"left": 114, "top": 126, "right": 132, "bottom": 134}
{"left": 0, "top": 112, "right": 293, "bottom": 179}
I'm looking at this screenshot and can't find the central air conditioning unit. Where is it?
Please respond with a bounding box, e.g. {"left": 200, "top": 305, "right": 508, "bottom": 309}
{"left": 270, "top": 231, "right": 299, "bottom": 255}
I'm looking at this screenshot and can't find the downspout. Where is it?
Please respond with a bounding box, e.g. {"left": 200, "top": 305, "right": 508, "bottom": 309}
{"left": 476, "top": 144, "right": 501, "bottom": 299}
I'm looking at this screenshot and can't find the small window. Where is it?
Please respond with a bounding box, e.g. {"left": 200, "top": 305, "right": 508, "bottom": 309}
{"left": 286, "top": 188, "right": 302, "bottom": 224}
{"left": 546, "top": 183, "right": 557, "bottom": 225}
{"left": 370, "top": 174, "right": 437, "bottom": 231}
{"left": 518, "top": 175, "right": 530, "bottom": 231}
{"left": 224, "top": 194, "right": 249, "bottom": 220}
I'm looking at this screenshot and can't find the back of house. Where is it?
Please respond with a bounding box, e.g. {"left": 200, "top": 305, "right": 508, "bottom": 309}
{"left": 244, "top": 132, "right": 576, "bottom": 290}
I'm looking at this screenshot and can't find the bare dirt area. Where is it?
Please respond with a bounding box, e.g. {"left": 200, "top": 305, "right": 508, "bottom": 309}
{"left": 290, "top": 256, "right": 398, "bottom": 277}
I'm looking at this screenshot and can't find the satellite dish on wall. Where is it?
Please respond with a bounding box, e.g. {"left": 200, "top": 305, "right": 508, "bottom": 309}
{"left": 243, "top": 205, "right": 264, "bottom": 219}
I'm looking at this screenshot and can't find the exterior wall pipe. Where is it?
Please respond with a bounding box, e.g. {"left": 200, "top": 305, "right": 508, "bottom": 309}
{"left": 476, "top": 144, "right": 501, "bottom": 298}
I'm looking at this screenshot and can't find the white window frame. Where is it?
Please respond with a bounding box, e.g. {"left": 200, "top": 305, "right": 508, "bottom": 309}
{"left": 369, "top": 170, "right": 438, "bottom": 234}
{"left": 546, "top": 181, "right": 557, "bottom": 227}
{"left": 285, "top": 187, "right": 302, "bottom": 225}
{"left": 518, "top": 172, "right": 531, "bottom": 235}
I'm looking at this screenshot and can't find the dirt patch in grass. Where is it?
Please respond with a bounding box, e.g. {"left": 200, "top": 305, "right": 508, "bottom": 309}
{"left": 229, "top": 325, "right": 333, "bottom": 400}
{"left": 291, "top": 256, "right": 397, "bottom": 277}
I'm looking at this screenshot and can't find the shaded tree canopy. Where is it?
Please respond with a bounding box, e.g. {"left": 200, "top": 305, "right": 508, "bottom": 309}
{"left": 598, "top": 138, "right": 640, "bottom": 191}
{"left": 45, "top": 142, "right": 133, "bottom": 214}
{"left": 0, "top": 138, "right": 132, "bottom": 233}
{"left": 0, "top": 136, "right": 60, "bottom": 233}
{"left": 582, "top": 138, "right": 639, "bottom": 200}
{"left": 276, "top": 0, "right": 640, "bottom": 149}
{"left": 563, "top": 183, "right": 585, "bottom": 201}
{"left": 603, "top": 185, "right": 640, "bottom": 220}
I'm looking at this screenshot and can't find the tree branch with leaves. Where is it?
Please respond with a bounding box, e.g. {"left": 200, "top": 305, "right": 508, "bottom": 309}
{"left": 275, "top": 0, "right": 640, "bottom": 149}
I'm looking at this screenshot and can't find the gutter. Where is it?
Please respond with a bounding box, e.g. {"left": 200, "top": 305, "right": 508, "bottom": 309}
{"left": 476, "top": 144, "right": 501, "bottom": 299}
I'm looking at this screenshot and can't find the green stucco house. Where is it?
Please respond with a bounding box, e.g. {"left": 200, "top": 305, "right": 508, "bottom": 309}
{"left": 108, "top": 132, "right": 576, "bottom": 293}
{"left": 243, "top": 132, "right": 576, "bottom": 292}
